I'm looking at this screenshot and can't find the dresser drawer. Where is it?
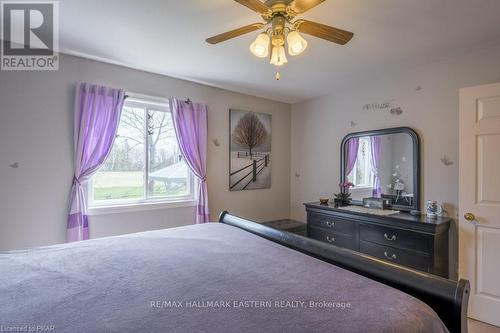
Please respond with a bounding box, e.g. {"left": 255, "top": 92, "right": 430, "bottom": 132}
{"left": 309, "top": 227, "right": 357, "bottom": 251}
{"left": 308, "top": 212, "right": 356, "bottom": 236}
{"left": 359, "top": 224, "right": 432, "bottom": 254}
{"left": 360, "top": 241, "right": 430, "bottom": 272}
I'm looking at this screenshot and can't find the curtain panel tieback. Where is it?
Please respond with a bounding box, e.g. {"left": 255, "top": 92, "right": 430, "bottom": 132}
{"left": 72, "top": 177, "right": 82, "bottom": 186}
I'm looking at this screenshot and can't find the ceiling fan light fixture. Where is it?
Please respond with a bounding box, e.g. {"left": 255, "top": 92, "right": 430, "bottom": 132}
{"left": 287, "top": 30, "right": 308, "bottom": 56}
{"left": 206, "top": 0, "right": 353, "bottom": 80}
{"left": 250, "top": 33, "right": 270, "bottom": 58}
{"left": 270, "top": 45, "right": 288, "bottom": 66}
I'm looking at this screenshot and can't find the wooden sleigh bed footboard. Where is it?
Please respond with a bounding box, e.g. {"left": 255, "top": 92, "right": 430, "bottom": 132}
{"left": 219, "top": 212, "right": 470, "bottom": 333}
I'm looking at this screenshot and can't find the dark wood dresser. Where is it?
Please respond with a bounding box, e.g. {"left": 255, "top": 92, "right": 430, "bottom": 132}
{"left": 304, "top": 202, "right": 451, "bottom": 278}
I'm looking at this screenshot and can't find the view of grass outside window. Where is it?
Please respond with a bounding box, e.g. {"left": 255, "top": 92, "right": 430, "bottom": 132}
{"left": 90, "top": 96, "right": 193, "bottom": 206}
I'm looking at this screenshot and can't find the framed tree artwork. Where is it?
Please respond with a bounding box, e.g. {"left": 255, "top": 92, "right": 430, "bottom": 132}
{"left": 229, "top": 109, "right": 272, "bottom": 191}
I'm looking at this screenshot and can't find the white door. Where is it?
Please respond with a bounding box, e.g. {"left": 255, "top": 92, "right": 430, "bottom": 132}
{"left": 459, "top": 82, "right": 500, "bottom": 327}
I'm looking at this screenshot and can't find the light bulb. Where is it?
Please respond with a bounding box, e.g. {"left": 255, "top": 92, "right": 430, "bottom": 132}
{"left": 287, "top": 30, "right": 308, "bottom": 56}
{"left": 250, "top": 33, "right": 270, "bottom": 58}
{"left": 270, "top": 46, "right": 288, "bottom": 66}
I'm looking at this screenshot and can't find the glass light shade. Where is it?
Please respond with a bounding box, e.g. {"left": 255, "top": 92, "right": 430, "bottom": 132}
{"left": 270, "top": 46, "right": 288, "bottom": 66}
{"left": 287, "top": 30, "right": 308, "bottom": 56}
{"left": 249, "top": 33, "right": 270, "bottom": 58}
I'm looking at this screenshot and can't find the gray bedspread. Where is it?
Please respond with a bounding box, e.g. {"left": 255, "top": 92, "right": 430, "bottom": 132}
{"left": 0, "top": 223, "right": 447, "bottom": 333}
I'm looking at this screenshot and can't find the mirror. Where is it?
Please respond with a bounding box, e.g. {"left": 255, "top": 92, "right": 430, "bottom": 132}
{"left": 340, "top": 127, "right": 420, "bottom": 212}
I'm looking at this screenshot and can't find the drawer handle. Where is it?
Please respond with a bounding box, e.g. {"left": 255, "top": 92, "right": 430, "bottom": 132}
{"left": 326, "top": 221, "right": 335, "bottom": 228}
{"left": 384, "top": 233, "right": 397, "bottom": 241}
{"left": 384, "top": 251, "right": 397, "bottom": 260}
{"left": 326, "top": 235, "right": 335, "bottom": 243}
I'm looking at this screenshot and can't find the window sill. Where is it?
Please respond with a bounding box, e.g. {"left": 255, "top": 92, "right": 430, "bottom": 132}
{"left": 351, "top": 186, "right": 372, "bottom": 190}
{"left": 87, "top": 199, "right": 197, "bottom": 216}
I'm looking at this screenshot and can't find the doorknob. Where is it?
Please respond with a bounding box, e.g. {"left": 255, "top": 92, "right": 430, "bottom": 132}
{"left": 464, "top": 213, "right": 476, "bottom": 222}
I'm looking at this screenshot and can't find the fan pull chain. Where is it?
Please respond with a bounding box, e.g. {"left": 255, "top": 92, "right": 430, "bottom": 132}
{"left": 275, "top": 70, "right": 280, "bottom": 81}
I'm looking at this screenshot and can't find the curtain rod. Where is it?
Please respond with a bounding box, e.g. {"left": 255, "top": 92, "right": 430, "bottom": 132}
{"left": 123, "top": 94, "right": 191, "bottom": 104}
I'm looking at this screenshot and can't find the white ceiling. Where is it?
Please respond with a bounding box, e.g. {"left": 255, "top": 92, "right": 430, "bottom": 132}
{"left": 58, "top": 0, "right": 500, "bottom": 104}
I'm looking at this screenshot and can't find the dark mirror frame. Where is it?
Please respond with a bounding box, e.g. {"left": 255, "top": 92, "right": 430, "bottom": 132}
{"left": 340, "top": 127, "right": 421, "bottom": 212}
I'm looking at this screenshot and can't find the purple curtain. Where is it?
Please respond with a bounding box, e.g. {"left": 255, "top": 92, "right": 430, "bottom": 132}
{"left": 370, "top": 136, "right": 382, "bottom": 197}
{"left": 67, "top": 83, "right": 125, "bottom": 242}
{"left": 170, "top": 99, "right": 209, "bottom": 224}
{"left": 345, "top": 138, "right": 359, "bottom": 178}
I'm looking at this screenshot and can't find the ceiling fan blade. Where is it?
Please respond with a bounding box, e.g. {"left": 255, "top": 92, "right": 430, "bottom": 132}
{"left": 206, "top": 23, "right": 265, "bottom": 44}
{"left": 234, "top": 0, "right": 271, "bottom": 14}
{"left": 289, "top": 0, "right": 325, "bottom": 14}
{"left": 295, "top": 20, "right": 353, "bottom": 45}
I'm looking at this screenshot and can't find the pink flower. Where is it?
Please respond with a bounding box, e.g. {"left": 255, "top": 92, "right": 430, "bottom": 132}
{"left": 340, "top": 181, "right": 354, "bottom": 189}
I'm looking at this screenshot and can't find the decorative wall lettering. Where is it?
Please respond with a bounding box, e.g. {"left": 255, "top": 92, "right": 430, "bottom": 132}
{"left": 362, "top": 101, "right": 393, "bottom": 111}
{"left": 362, "top": 99, "right": 404, "bottom": 117}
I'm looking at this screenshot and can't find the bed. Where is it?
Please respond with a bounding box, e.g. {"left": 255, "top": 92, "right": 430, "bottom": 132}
{"left": 0, "top": 212, "right": 469, "bottom": 333}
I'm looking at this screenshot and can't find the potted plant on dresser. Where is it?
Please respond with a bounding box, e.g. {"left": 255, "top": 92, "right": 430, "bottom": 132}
{"left": 334, "top": 182, "right": 354, "bottom": 207}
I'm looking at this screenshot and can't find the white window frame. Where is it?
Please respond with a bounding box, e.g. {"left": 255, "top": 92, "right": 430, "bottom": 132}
{"left": 88, "top": 93, "right": 196, "bottom": 214}
{"left": 348, "top": 137, "right": 373, "bottom": 189}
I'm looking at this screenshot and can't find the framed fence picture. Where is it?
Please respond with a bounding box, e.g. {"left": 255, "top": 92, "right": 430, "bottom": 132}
{"left": 229, "top": 109, "right": 272, "bottom": 191}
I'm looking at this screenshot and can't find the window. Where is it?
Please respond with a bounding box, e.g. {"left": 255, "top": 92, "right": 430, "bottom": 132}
{"left": 347, "top": 136, "right": 373, "bottom": 188}
{"left": 89, "top": 95, "right": 194, "bottom": 207}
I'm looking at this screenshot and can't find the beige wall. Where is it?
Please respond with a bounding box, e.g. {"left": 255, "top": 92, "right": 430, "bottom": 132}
{"left": 290, "top": 39, "right": 500, "bottom": 278}
{"left": 0, "top": 54, "right": 291, "bottom": 250}
{"left": 2, "top": 38, "right": 500, "bottom": 262}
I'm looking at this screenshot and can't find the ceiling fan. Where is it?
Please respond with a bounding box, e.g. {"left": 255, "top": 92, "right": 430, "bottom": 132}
{"left": 206, "top": 0, "right": 354, "bottom": 80}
